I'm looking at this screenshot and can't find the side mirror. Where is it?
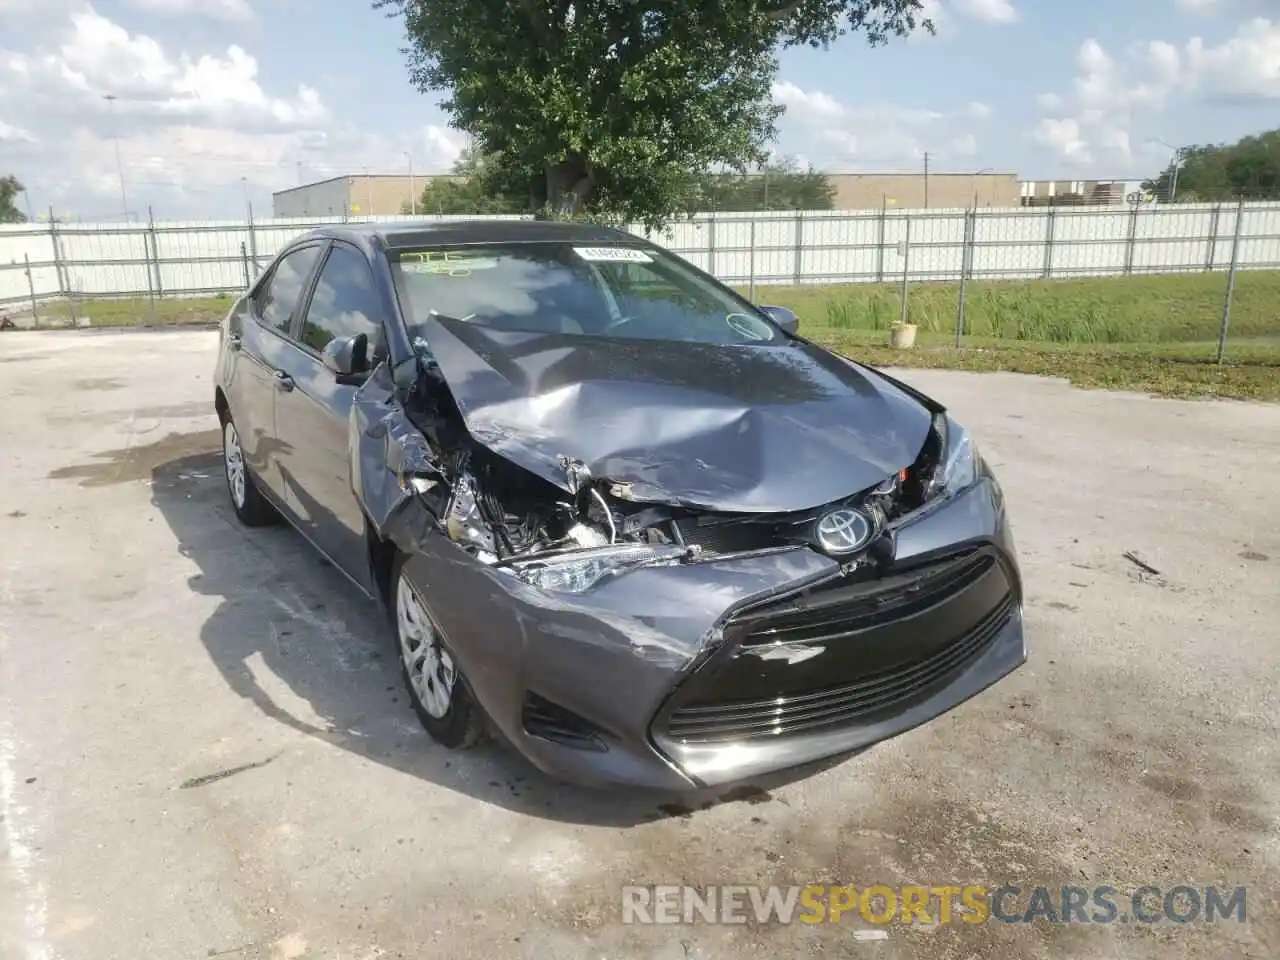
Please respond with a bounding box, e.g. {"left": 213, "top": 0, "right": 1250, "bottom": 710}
{"left": 759, "top": 305, "right": 799, "bottom": 335}
{"left": 322, "top": 333, "right": 369, "bottom": 381}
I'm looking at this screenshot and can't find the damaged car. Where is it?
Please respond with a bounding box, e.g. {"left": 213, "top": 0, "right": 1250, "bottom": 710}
{"left": 212, "top": 220, "right": 1026, "bottom": 791}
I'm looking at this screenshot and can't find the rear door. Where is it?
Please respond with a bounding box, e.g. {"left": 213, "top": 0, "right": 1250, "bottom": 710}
{"left": 272, "top": 242, "right": 387, "bottom": 591}
{"left": 226, "top": 242, "right": 325, "bottom": 504}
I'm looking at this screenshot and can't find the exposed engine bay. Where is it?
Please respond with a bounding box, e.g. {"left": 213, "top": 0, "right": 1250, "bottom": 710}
{"left": 398, "top": 353, "right": 946, "bottom": 579}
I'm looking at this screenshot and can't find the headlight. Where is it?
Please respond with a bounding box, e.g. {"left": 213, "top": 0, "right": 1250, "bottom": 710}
{"left": 926, "top": 413, "right": 980, "bottom": 500}
{"left": 508, "top": 544, "right": 687, "bottom": 594}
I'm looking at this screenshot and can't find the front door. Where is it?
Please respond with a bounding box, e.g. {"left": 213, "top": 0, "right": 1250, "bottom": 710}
{"left": 273, "top": 242, "right": 388, "bottom": 592}
{"left": 231, "top": 242, "right": 325, "bottom": 504}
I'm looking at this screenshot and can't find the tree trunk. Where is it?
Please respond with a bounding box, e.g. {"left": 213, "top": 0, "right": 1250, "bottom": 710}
{"left": 545, "top": 155, "right": 594, "bottom": 217}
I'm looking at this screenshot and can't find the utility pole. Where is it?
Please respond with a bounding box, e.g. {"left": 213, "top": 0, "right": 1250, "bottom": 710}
{"left": 923, "top": 152, "right": 930, "bottom": 208}
{"left": 102, "top": 94, "right": 130, "bottom": 222}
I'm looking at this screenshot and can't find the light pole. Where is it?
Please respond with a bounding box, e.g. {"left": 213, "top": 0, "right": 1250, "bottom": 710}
{"left": 1155, "top": 139, "right": 1183, "bottom": 203}
{"left": 102, "top": 94, "right": 129, "bottom": 222}
{"left": 404, "top": 151, "right": 416, "bottom": 215}
{"left": 970, "top": 167, "right": 993, "bottom": 208}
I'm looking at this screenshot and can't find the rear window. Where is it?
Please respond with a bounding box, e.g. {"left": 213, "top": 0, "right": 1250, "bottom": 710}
{"left": 388, "top": 242, "right": 780, "bottom": 347}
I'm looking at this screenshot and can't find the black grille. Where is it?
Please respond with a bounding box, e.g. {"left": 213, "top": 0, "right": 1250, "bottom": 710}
{"left": 521, "top": 692, "right": 607, "bottom": 751}
{"left": 665, "top": 596, "right": 1014, "bottom": 743}
{"left": 675, "top": 517, "right": 781, "bottom": 554}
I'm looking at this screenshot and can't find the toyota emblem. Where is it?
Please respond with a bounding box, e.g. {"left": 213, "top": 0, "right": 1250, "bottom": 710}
{"left": 814, "top": 508, "right": 875, "bottom": 556}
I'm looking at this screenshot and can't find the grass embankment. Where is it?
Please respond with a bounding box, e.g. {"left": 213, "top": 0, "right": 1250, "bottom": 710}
{"left": 17, "top": 272, "right": 1279, "bottom": 401}
{"left": 752, "top": 271, "right": 1280, "bottom": 401}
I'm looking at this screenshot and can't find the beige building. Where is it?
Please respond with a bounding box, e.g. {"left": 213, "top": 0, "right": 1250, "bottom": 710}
{"left": 820, "top": 172, "right": 1019, "bottom": 209}
{"left": 272, "top": 170, "right": 1022, "bottom": 217}
{"left": 272, "top": 174, "right": 455, "bottom": 218}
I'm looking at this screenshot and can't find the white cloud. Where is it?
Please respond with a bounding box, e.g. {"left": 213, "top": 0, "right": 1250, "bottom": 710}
{"left": 1, "top": 8, "right": 324, "bottom": 130}
{"left": 951, "top": 0, "right": 1018, "bottom": 23}
{"left": 1032, "top": 19, "right": 1280, "bottom": 169}
{"left": 124, "top": 0, "right": 254, "bottom": 21}
{"left": 1034, "top": 118, "right": 1090, "bottom": 161}
{"left": 772, "top": 80, "right": 982, "bottom": 166}
{"left": 1176, "top": 0, "right": 1239, "bottom": 13}
{"left": 0, "top": 3, "right": 461, "bottom": 218}
{"left": 0, "top": 119, "right": 38, "bottom": 143}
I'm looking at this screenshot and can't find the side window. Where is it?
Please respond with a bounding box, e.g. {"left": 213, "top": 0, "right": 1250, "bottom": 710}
{"left": 256, "top": 245, "right": 323, "bottom": 334}
{"left": 298, "top": 245, "right": 383, "bottom": 354}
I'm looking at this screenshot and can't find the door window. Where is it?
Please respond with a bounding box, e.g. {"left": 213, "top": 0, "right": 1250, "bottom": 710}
{"left": 298, "top": 245, "right": 383, "bottom": 354}
{"left": 256, "top": 244, "right": 323, "bottom": 334}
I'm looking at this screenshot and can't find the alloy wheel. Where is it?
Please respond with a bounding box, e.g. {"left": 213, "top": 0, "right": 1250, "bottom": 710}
{"left": 395, "top": 574, "right": 456, "bottom": 719}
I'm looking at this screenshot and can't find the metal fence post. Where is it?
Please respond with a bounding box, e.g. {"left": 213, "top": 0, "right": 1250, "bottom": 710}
{"left": 1041, "top": 207, "right": 1056, "bottom": 279}
{"left": 49, "top": 207, "right": 66, "bottom": 310}
{"left": 143, "top": 212, "right": 157, "bottom": 322}
{"left": 707, "top": 212, "right": 717, "bottom": 277}
{"left": 24, "top": 253, "right": 38, "bottom": 326}
{"left": 956, "top": 209, "right": 974, "bottom": 347}
{"left": 247, "top": 202, "right": 259, "bottom": 276}
{"left": 876, "top": 197, "right": 888, "bottom": 283}
{"left": 1204, "top": 203, "right": 1222, "bottom": 271}
{"left": 747, "top": 218, "right": 757, "bottom": 302}
{"left": 1123, "top": 203, "right": 1140, "bottom": 275}
{"left": 148, "top": 206, "right": 164, "bottom": 300}
{"left": 792, "top": 210, "right": 804, "bottom": 285}
{"left": 240, "top": 241, "right": 251, "bottom": 288}
{"left": 899, "top": 216, "right": 912, "bottom": 327}
{"left": 1217, "top": 198, "right": 1245, "bottom": 365}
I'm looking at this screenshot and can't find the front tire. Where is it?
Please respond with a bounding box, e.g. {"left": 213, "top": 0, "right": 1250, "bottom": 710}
{"left": 221, "top": 416, "right": 277, "bottom": 527}
{"left": 391, "top": 554, "right": 485, "bottom": 749}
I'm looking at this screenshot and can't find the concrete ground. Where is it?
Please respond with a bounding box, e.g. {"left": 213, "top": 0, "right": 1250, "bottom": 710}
{"left": 0, "top": 329, "right": 1276, "bottom": 960}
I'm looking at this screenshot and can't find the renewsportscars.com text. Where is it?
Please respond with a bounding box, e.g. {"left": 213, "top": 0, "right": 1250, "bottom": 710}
{"left": 621, "top": 884, "right": 1248, "bottom": 926}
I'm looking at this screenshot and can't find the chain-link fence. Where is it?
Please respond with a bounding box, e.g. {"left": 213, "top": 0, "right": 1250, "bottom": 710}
{"left": 2, "top": 200, "right": 1278, "bottom": 360}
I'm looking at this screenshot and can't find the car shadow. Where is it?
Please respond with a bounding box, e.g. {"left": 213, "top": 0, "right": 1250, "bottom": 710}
{"left": 152, "top": 449, "right": 857, "bottom": 826}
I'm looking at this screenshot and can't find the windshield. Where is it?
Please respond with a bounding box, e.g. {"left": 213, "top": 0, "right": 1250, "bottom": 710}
{"left": 388, "top": 241, "right": 781, "bottom": 347}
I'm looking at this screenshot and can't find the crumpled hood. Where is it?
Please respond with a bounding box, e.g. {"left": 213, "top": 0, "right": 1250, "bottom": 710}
{"left": 419, "top": 314, "right": 936, "bottom": 512}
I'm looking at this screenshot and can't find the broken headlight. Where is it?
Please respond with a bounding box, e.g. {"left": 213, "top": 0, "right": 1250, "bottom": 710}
{"left": 926, "top": 413, "right": 980, "bottom": 501}
{"left": 509, "top": 544, "right": 687, "bottom": 594}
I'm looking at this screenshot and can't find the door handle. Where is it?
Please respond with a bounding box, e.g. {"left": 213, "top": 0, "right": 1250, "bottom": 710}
{"left": 226, "top": 333, "right": 242, "bottom": 351}
{"left": 273, "top": 370, "right": 295, "bottom": 391}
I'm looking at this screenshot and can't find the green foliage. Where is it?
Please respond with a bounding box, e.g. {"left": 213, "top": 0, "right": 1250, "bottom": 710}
{"left": 1143, "top": 129, "right": 1280, "bottom": 202}
{"left": 699, "top": 156, "right": 835, "bottom": 211}
{"left": 375, "top": 0, "right": 929, "bottom": 228}
{"left": 0, "top": 175, "right": 27, "bottom": 223}
{"left": 402, "top": 148, "right": 530, "bottom": 215}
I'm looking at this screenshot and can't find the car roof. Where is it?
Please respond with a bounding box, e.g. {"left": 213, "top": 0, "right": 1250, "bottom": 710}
{"left": 292, "top": 218, "right": 643, "bottom": 255}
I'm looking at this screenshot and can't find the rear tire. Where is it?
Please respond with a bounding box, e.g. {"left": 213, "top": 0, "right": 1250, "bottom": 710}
{"left": 221, "top": 415, "right": 277, "bottom": 527}
{"left": 390, "top": 554, "right": 486, "bottom": 749}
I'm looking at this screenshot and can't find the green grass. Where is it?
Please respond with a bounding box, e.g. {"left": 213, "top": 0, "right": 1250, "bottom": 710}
{"left": 11, "top": 272, "right": 1279, "bottom": 401}
{"left": 16, "top": 295, "right": 233, "bottom": 328}
{"left": 750, "top": 271, "right": 1280, "bottom": 344}
{"left": 744, "top": 271, "right": 1280, "bottom": 401}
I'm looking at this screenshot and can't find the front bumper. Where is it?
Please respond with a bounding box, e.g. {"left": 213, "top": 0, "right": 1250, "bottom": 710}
{"left": 393, "top": 474, "right": 1025, "bottom": 792}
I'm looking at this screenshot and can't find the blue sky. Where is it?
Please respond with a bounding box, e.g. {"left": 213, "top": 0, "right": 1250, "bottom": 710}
{"left": 1, "top": 0, "right": 1278, "bottom": 220}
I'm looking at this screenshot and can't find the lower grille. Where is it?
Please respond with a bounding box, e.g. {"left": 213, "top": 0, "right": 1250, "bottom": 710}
{"left": 658, "top": 548, "right": 1015, "bottom": 745}
{"left": 522, "top": 692, "right": 607, "bottom": 751}
{"left": 665, "top": 596, "right": 1014, "bottom": 743}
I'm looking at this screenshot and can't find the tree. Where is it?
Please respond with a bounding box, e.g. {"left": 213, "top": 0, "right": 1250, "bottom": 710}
{"left": 701, "top": 156, "right": 835, "bottom": 211}
{"left": 0, "top": 175, "right": 27, "bottom": 223}
{"left": 375, "top": 0, "right": 930, "bottom": 227}
{"left": 1143, "top": 129, "right": 1280, "bottom": 202}
{"left": 402, "top": 147, "right": 530, "bottom": 214}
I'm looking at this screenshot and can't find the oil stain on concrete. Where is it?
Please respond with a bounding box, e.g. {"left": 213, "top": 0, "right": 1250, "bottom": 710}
{"left": 47, "top": 429, "right": 221, "bottom": 487}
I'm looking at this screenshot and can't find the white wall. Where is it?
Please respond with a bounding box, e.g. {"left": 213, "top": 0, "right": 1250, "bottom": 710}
{"left": 3, "top": 203, "right": 1279, "bottom": 309}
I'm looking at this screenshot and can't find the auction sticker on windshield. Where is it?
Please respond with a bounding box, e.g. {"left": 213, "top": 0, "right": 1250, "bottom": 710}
{"left": 574, "top": 247, "right": 653, "bottom": 263}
